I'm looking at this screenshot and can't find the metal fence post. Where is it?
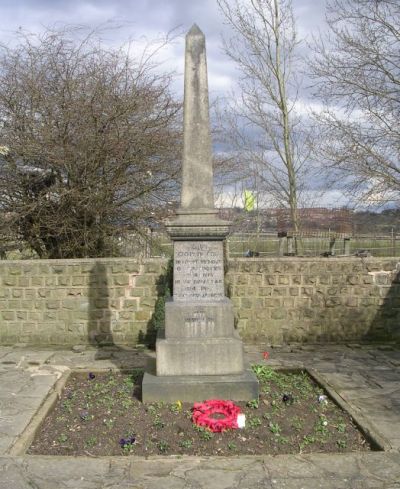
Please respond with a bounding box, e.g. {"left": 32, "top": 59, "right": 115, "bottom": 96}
{"left": 344, "top": 237, "right": 351, "bottom": 256}
{"left": 287, "top": 236, "right": 294, "bottom": 255}
{"left": 329, "top": 237, "right": 336, "bottom": 256}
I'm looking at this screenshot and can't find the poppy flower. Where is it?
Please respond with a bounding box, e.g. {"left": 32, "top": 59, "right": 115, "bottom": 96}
{"left": 262, "top": 351, "right": 269, "bottom": 360}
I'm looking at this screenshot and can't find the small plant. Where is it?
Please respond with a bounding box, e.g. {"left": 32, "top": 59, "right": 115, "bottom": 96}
{"left": 252, "top": 364, "right": 275, "bottom": 382}
{"left": 146, "top": 405, "right": 157, "bottom": 415}
{"left": 85, "top": 436, "right": 97, "bottom": 448}
{"left": 300, "top": 434, "right": 316, "bottom": 450}
{"left": 169, "top": 400, "right": 182, "bottom": 413}
{"left": 269, "top": 422, "right": 281, "bottom": 435}
{"left": 227, "top": 442, "right": 237, "bottom": 450}
{"left": 121, "top": 398, "right": 133, "bottom": 410}
{"left": 100, "top": 395, "right": 115, "bottom": 409}
{"left": 103, "top": 418, "right": 115, "bottom": 429}
{"left": 119, "top": 435, "right": 136, "bottom": 453}
{"left": 271, "top": 404, "right": 283, "bottom": 417}
{"left": 62, "top": 399, "right": 73, "bottom": 413}
{"left": 58, "top": 434, "right": 68, "bottom": 444}
{"left": 314, "top": 415, "right": 329, "bottom": 437}
{"left": 123, "top": 376, "right": 135, "bottom": 389}
{"left": 278, "top": 435, "right": 289, "bottom": 445}
{"left": 291, "top": 417, "right": 303, "bottom": 431}
{"left": 246, "top": 398, "right": 259, "bottom": 409}
{"left": 194, "top": 426, "right": 214, "bottom": 440}
{"left": 337, "top": 439, "right": 347, "bottom": 449}
{"left": 179, "top": 439, "right": 193, "bottom": 449}
{"left": 157, "top": 440, "right": 169, "bottom": 452}
{"left": 153, "top": 415, "right": 165, "bottom": 429}
{"left": 248, "top": 416, "right": 262, "bottom": 428}
{"left": 200, "top": 430, "right": 214, "bottom": 441}
{"left": 336, "top": 420, "right": 347, "bottom": 433}
{"left": 106, "top": 375, "right": 117, "bottom": 387}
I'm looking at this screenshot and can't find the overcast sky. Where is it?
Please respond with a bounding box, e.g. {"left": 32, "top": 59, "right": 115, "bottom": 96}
{"left": 0, "top": 0, "right": 328, "bottom": 98}
{"left": 0, "top": 0, "right": 344, "bottom": 207}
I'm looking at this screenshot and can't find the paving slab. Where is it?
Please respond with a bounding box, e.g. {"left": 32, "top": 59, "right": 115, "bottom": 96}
{"left": 0, "top": 453, "right": 398, "bottom": 489}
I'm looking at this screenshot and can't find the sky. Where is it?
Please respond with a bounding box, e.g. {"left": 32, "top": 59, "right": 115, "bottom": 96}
{"left": 0, "top": 0, "right": 328, "bottom": 98}
{"left": 0, "top": 0, "right": 346, "bottom": 208}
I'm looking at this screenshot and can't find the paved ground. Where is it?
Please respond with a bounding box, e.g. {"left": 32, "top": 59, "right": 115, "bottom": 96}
{"left": 0, "top": 343, "right": 399, "bottom": 488}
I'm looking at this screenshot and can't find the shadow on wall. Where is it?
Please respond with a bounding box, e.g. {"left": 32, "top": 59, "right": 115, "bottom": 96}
{"left": 139, "top": 259, "right": 173, "bottom": 350}
{"left": 88, "top": 262, "right": 115, "bottom": 348}
{"left": 368, "top": 266, "right": 400, "bottom": 343}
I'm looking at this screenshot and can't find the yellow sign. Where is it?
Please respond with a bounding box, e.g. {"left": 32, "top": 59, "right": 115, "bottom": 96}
{"left": 243, "top": 190, "right": 255, "bottom": 211}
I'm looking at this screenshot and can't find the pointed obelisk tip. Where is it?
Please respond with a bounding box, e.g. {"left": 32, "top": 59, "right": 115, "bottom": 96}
{"left": 187, "top": 23, "right": 204, "bottom": 37}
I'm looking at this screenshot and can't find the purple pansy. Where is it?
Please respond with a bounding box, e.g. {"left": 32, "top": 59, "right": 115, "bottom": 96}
{"left": 80, "top": 411, "right": 89, "bottom": 421}
{"left": 119, "top": 435, "right": 136, "bottom": 447}
{"left": 282, "top": 393, "right": 294, "bottom": 404}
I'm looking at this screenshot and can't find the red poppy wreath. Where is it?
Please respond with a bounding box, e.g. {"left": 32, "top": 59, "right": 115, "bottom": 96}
{"left": 192, "top": 399, "right": 241, "bottom": 433}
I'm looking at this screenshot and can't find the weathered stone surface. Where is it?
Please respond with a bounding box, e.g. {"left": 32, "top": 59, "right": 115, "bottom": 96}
{"left": 173, "top": 241, "right": 225, "bottom": 301}
{"left": 165, "top": 25, "right": 231, "bottom": 240}
{"left": 156, "top": 335, "right": 244, "bottom": 376}
{"left": 142, "top": 368, "right": 259, "bottom": 402}
{"left": 165, "top": 299, "right": 234, "bottom": 338}
{"left": 180, "top": 24, "right": 214, "bottom": 211}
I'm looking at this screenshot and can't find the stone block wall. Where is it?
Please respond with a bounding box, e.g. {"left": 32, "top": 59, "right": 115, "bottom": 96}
{"left": 0, "top": 257, "right": 399, "bottom": 346}
{"left": 226, "top": 258, "right": 400, "bottom": 344}
{"left": 0, "top": 258, "right": 168, "bottom": 346}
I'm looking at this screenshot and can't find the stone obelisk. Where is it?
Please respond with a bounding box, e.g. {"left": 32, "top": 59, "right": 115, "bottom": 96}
{"left": 142, "top": 25, "right": 258, "bottom": 402}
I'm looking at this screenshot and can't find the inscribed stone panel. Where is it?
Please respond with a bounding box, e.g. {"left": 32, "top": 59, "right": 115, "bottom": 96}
{"left": 174, "top": 241, "right": 225, "bottom": 301}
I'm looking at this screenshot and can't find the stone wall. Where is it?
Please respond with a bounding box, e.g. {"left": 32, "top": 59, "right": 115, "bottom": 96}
{"left": 227, "top": 258, "right": 400, "bottom": 344}
{"left": 0, "top": 257, "right": 399, "bottom": 346}
{"left": 0, "top": 258, "right": 167, "bottom": 346}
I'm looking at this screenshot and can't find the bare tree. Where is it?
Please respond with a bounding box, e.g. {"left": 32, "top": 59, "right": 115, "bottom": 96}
{"left": 310, "top": 0, "right": 400, "bottom": 206}
{"left": 0, "top": 27, "right": 181, "bottom": 258}
{"left": 217, "top": 0, "right": 312, "bottom": 233}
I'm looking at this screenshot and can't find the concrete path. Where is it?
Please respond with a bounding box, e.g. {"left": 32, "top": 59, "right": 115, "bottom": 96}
{"left": 0, "top": 344, "right": 399, "bottom": 488}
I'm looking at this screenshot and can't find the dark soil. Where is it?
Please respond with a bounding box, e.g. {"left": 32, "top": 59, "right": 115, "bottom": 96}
{"left": 28, "top": 366, "right": 372, "bottom": 456}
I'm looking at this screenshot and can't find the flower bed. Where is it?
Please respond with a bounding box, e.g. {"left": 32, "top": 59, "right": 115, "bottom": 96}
{"left": 28, "top": 366, "right": 373, "bottom": 456}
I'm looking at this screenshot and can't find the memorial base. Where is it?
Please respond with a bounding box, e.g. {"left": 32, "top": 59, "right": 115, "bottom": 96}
{"left": 156, "top": 329, "right": 244, "bottom": 376}
{"left": 142, "top": 369, "right": 259, "bottom": 403}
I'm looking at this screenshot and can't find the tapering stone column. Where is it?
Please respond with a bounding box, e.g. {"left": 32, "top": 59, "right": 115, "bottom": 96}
{"left": 142, "top": 25, "right": 258, "bottom": 402}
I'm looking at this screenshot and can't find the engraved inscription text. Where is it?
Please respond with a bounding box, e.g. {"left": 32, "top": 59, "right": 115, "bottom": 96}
{"left": 174, "top": 241, "right": 224, "bottom": 301}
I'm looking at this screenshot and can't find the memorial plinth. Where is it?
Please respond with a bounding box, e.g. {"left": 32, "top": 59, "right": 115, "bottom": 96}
{"left": 141, "top": 24, "right": 258, "bottom": 402}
